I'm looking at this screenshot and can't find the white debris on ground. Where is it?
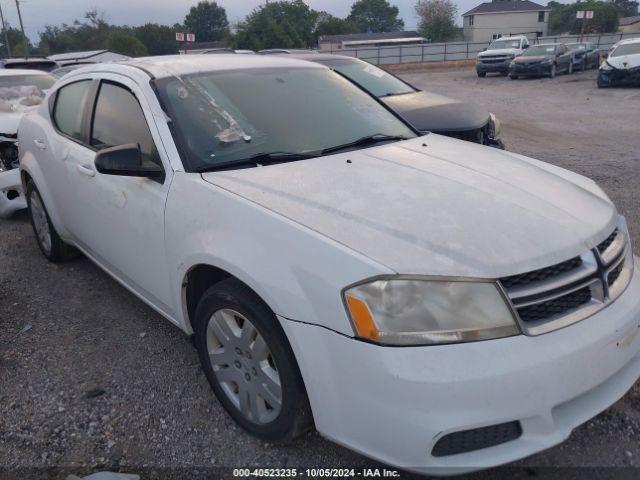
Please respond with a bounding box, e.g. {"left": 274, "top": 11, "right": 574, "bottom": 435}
{"left": 66, "top": 472, "right": 140, "bottom": 480}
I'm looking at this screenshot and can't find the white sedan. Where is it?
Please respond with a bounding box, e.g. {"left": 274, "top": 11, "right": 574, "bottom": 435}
{"left": 18, "top": 55, "right": 640, "bottom": 474}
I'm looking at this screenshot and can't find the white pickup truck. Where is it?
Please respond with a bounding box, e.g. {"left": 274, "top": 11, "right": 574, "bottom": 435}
{"left": 476, "top": 35, "right": 530, "bottom": 77}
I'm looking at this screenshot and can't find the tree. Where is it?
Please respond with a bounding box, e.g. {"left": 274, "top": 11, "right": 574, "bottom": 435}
{"left": 347, "top": 0, "right": 404, "bottom": 33}
{"left": 314, "top": 12, "right": 357, "bottom": 41}
{"left": 548, "top": 1, "right": 618, "bottom": 35}
{"left": 415, "top": 0, "right": 457, "bottom": 42}
{"left": 107, "top": 30, "right": 148, "bottom": 57}
{"left": 5, "top": 26, "right": 32, "bottom": 56}
{"left": 134, "top": 23, "right": 179, "bottom": 55}
{"left": 234, "top": 1, "right": 319, "bottom": 50}
{"left": 609, "top": 0, "right": 639, "bottom": 16}
{"left": 183, "top": 1, "right": 229, "bottom": 42}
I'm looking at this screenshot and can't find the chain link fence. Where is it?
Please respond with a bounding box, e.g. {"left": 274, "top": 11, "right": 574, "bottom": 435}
{"left": 319, "top": 31, "right": 640, "bottom": 65}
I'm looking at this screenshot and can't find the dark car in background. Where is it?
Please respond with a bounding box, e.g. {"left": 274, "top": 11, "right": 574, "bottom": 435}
{"left": 285, "top": 53, "right": 504, "bottom": 148}
{"left": 567, "top": 42, "right": 601, "bottom": 70}
{"left": 509, "top": 44, "right": 573, "bottom": 79}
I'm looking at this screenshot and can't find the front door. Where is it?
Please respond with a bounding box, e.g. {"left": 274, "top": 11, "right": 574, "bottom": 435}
{"left": 63, "top": 77, "right": 174, "bottom": 316}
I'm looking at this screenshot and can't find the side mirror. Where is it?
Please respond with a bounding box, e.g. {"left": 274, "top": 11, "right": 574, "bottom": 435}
{"left": 95, "top": 143, "right": 164, "bottom": 181}
{"left": 483, "top": 47, "right": 487, "bottom": 51}
{"left": 523, "top": 44, "right": 529, "bottom": 49}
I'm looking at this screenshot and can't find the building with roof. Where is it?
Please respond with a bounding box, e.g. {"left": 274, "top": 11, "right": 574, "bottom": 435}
{"left": 462, "top": 0, "right": 551, "bottom": 43}
{"left": 318, "top": 31, "right": 426, "bottom": 51}
{"left": 619, "top": 16, "right": 640, "bottom": 33}
{"left": 47, "top": 50, "right": 130, "bottom": 66}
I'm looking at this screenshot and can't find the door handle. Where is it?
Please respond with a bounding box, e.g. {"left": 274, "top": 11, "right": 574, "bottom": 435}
{"left": 34, "top": 139, "right": 47, "bottom": 150}
{"left": 77, "top": 164, "right": 96, "bottom": 177}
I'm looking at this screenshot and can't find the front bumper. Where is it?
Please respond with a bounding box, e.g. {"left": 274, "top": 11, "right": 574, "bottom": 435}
{"left": 282, "top": 258, "right": 640, "bottom": 475}
{"left": 510, "top": 63, "right": 553, "bottom": 77}
{"left": 0, "top": 168, "right": 26, "bottom": 219}
{"left": 476, "top": 59, "right": 512, "bottom": 73}
{"left": 598, "top": 66, "right": 640, "bottom": 86}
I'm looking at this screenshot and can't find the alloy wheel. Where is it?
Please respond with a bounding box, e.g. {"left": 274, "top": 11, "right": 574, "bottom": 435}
{"left": 206, "top": 308, "right": 282, "bottom": 424}
{"left": 29, "top": 190, "right": 52, "bottom": 255}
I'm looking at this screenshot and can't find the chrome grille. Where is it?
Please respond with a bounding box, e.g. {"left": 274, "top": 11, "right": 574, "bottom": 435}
{"left": 499, "top": 226, "right": 633, "bottom": 336}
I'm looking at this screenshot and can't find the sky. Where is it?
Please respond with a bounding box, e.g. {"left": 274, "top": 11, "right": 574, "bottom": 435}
{"left": 3, "top": 0, "right": 547, "bottom": 43}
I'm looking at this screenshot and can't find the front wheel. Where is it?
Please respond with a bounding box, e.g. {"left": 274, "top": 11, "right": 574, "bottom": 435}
{"left": 194, "top": 278, "right": 313, "bottom": 441}
{"left": 26, "top": 180, "right": 78, "bottom": 262}
{"left": 509, "top": 74, "right": 519, "bottom": 80}
{"left": 476, "top": 70, "right": 486, "bottom": 77}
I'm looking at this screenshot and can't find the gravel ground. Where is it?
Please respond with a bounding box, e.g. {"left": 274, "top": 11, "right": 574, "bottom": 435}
{"left": 1, "top": 66, "right": 639, "bottom": 480}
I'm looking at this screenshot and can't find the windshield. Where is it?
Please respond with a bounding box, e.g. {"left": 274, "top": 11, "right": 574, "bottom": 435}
{"left": 0, "top": 74, "right": 55, "bottom": 112}
{"left": 319, "top": 59, "right": 415, "bottom": 97}
{"left": 523, "top": 45, "right": 556, "bottom": 56}
{"left": 156, "top": 67, "right": 416, "bottom": 172}
{"left": 567, "top": 43, "right": 587, "bottom": 50}
{"left": 488, "top": 39, "right": 521, "bottom": 50}
{"left": 611, "top": 43, "right": 640, "bottom": 57}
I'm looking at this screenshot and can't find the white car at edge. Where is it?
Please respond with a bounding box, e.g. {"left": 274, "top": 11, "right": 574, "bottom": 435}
{"left": 0, "top": 69, "right": 56, "bottom": 218}
{"left": 18, "top": 55, "right": 640, "bottom": 475}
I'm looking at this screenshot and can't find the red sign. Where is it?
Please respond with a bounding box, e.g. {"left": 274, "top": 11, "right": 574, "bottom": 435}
{"left": 186, "top": 33, "right": 196, "bottom": 42}
{"left": 176, "top": 32, "right": 185, "bottom": 41}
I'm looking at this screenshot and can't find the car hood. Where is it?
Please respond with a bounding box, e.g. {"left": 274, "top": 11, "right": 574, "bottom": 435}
{"left": 607, "top": 54, "right": 640, "bottom": 70}
{"left": 478, "top": 48, "right": 519, "bottom": 57}
{"left": 201, "top": 135, "right": 617, "bottom": 278}
{"left": 514, "top": 55, "right": 551, "bottom": 63}
{"left": 381, "top": 91, "right": 490, "bottom": 132}
{"left": 0, "top": 110, "right": 27, "bottom": 136}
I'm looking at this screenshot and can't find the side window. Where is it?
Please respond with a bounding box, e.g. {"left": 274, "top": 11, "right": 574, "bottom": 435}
{"left": 53, "top": 80, "right": 92, "bottom": 141}
{"left": 91, "top": 82, "right": 160, "bottom": 165}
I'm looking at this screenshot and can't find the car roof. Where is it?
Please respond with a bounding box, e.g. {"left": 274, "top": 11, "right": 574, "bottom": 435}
{"left": 73, "top": 54, "right": 328, "bottom": 80}
{"left": 615, "top": 38, "right": 640, "bottom": 45}
{"left": 0, "top": 68, "right": 51, "bottom": 76}
{"left": 279, "top": 53, "right": 360, "bottom": 63}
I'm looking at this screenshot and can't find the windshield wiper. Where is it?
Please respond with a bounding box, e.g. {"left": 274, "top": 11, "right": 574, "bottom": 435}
{"left": 321, "top": 133, "right": 408, "bottom": 155}
{"left": 196, "top": 151, "right": 321, "bottom": 173}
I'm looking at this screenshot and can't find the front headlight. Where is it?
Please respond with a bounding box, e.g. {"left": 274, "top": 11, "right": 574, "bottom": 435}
{"left": 600, "top": 61, "right": 613, "bottom": 71}
{"left": 488, "top": 112, "right": 501, "bottom": 137}
{"left": 343, "top": 277, "right": 519, "bottom": 346}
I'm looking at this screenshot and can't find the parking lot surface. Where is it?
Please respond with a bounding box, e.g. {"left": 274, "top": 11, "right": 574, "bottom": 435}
{"left": 1, "top": 67, "right": 639, "bottom": 479}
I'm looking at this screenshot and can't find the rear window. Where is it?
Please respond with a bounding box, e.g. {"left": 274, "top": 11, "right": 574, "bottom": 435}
{"left": 53, "top": 80, "right": 92, "bottom": 141}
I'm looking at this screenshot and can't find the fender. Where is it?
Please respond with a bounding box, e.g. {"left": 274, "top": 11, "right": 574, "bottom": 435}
{"left": 19, "top": 154, "right": 72, "bottom": 241}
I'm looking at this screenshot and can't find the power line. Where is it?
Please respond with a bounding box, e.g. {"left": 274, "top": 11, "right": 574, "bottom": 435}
{"left": 0, "top": 3, "right": 10, "bottom": 56}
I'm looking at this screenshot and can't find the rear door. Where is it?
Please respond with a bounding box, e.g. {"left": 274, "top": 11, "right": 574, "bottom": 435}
{"left": 61, "top": 75, "right": 175, "bottom": 316}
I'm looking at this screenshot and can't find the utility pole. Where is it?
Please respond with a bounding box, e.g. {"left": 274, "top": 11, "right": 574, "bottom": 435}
{"left": 14, "top": 0, "right": 27, "bottom": 58}
{"left": 0, "top": 3, "right": 11, "bottom": 58}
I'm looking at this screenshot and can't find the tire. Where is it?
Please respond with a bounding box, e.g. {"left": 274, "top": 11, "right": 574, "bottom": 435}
{"left": 476, "top": 71, "right": 486, "bottom": 77}
{"left": 26, "top": 180, "right": 78, "bottom": 262}
{"left": 597, "top": 74, "right": 608, "bottom": 88}
{"left": 509, "top": 74, "right": 518, "bottom": 80}
{"left": 549, "top": 64, "right": 556, "bottom": 78}
{"left": 194, "top": 278, "right": 313, "bottom": 441}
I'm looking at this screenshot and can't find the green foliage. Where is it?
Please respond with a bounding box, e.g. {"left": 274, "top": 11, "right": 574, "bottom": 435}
{"left": 234, "top": 1, "right": 319, "bottom": 50}
{"left": 347, "top": 0, "right": 404, "bottom": 33}
{"left": 1, "top": 27, "right": 32, "bottom": 56}
{"left": 609, "top": 0, "right": 639, "bottom": 17}
{"left": 134, "top": 23, "right": 179, "bottom": 55}
{"left": 183, "top": 1, "right": 229, "bottom": 42}
{"left": 415, "top": 0, "right": 457, "bottom": 42}
{"left": 548, "top": 1, "right": 618, "bottom": 35}
{"left": 314, "top": 12, "right": 357, "bottom": 40}
{"left": 107, "top": 30, "right": 148, "bottom": 57}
